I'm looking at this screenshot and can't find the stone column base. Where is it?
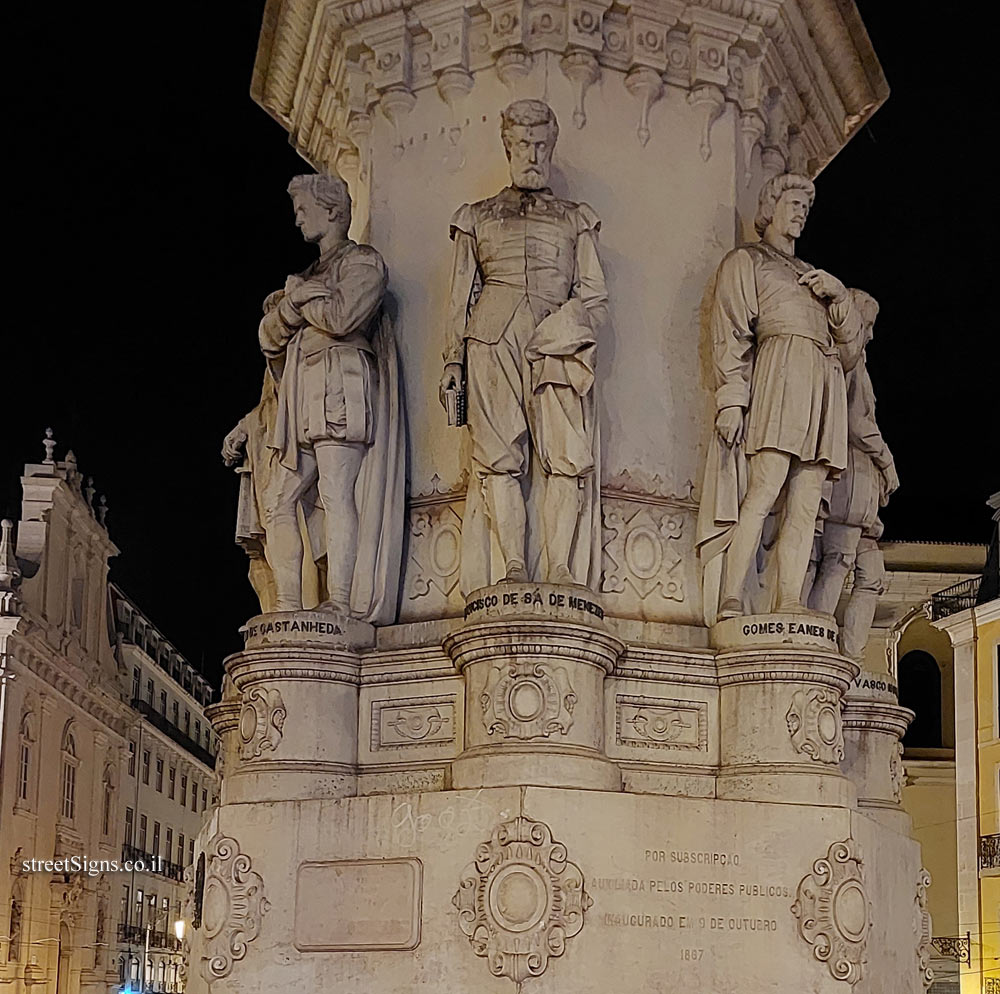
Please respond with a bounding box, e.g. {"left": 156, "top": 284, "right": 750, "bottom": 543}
{"left": 223, "top": 611, "right": 370, "bottom": 803}
{"left": 842, "top": 670, "right": 913, "bottom": 830}
{"left": 445, "top": 583, "right": 623, "bottom": 791}
{"left": 713, "top": 613, "right": 858, "bottom": 806}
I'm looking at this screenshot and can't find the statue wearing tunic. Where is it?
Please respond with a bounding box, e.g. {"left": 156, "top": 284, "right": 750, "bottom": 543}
{"left": 697, "top": 173, "right": 864, "bottom": 622}
{"left": 441, "top": 100, "right": 608, "bottom": 590}
{"left": 224, "top": 173, "right": 405, "bottom": 621}
{"left": 806, "top": 289, "right": 898, "bottom": 658}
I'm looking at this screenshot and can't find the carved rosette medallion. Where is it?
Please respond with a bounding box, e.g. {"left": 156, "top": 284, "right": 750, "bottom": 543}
{"left": 199, "top": 833, "right": 269, "bottom": 983}
{"left": 786, "top": 688, "right": 844, "bottom": 764}
{"left": 915, "top": 868, "right": 934, "bottom": 990}
{"left": 481, "top": 662, "right": 576, "bottom": 739}
{"left": 791, "top": 839, "right": 870, "bottom": 985}
{"left": 238, "top": 686, "right": 286, "bottom": 760}
{"left": 453, "top": 816, "right": 591, "bottom": 985}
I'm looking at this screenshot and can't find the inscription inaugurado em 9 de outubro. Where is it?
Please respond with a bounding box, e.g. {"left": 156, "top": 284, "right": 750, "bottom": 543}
{"left": 591, "top": 846, "right": 794, "bottom": 957}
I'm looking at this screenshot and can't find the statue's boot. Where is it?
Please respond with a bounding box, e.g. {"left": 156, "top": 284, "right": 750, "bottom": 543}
{"left": 841, "top": 543, "right": 886, "bottom": 660}
{"left": 543, "top": 475, "right": 582, "bottom": 584}
{"left": 483, "top": 474, "right": 527, "bottom": 582}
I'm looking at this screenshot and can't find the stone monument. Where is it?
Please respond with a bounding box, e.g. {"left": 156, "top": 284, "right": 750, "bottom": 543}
{"left": 189, "top": 2, "right": 932, "bottom": 991}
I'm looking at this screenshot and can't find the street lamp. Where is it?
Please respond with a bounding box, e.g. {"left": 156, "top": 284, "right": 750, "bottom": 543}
{"left": 173, "top": 919, "right": 185, "bottom": 942}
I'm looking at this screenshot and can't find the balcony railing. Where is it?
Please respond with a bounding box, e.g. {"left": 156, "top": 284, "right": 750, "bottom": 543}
{"left": 120, "top": 843, "right": 186, "bottom": 882}
{"left": 981, "top": 833, "right": 1000, "bottom": 871}
{"left": 930, "top": 576, "right": 983, "bottom": 621}
{"left": 930, "top": 934, "right": 971, "bottom": 964}
{"left": 131, "top": 696, "right": 215, "bottom": 768}
{"left": 115, "top": 922, "right": 182, "bottom": 951}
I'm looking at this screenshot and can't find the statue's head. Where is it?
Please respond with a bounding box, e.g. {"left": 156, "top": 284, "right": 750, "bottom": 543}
{"left": 287, "top": 173, "right": 352, "bottom": 242}
{"left": 501, "top": 100, "right": 559, "bottom": 190}
{"left": 851, "top": 288, "right": 879, "bottom": 345}
{"left": 755, "top": 173, "right": 815, "bottom": 240}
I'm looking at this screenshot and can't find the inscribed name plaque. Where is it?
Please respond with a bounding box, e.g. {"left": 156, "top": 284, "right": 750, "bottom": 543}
{"left": 241, "top": 610, "right": 375, "bottom": 650}
{"left": 463, "top": 582, "right": 606, "bottom": 626}
{"left": 294, "top": 859, "right": 422, "bottom": 951}
{"left": 710, "top": 612, "right": 839, "bottom": 651}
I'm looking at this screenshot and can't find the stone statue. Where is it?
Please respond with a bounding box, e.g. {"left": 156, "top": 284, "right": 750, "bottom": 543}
{"left": 805, "top": 289, "right": 898, "bottom": 658}
{"left": 223, "top": 173, "right": 405, "bottom": 622}
{"left": 440, "top": 100, "right": 608, "bottom": 590}
{"left": 697, "top": 173, "right": 864, "bottom": 622}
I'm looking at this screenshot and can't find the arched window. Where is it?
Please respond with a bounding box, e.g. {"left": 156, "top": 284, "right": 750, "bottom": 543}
{"left": 16, "top": 712, "right": 35, "bottom": 808}
{"left": 899, "top": 650, "right": 943, "bottom": 748}
{"left": 60, "top": 724, "right": 79, "bottom": 821}
{"left": 7, "top": 881, "right": 23, "bottom": 962}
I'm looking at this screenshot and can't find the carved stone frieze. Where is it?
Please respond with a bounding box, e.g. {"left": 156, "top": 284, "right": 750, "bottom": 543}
{"left": 616, "top": 695, "right": 708, "bottom": 751}
{"left": 481, "top": 662, "right": 576, "bottom": 739}
{"left": 791, "top": 838, "right": 870, "bottom": 985}
{"left": 602, "top": 504, "right": 685, "bottom": 603}
{"left": 238, "top": 686, "right": 286, "bottom": 761}
{"left": 371, "top": 696, "right": 456, "bottom": 750}
{"left": 254, "top": 0, "right": 888, "bottom": 177}
{"left": 915, "top": 868, "right": 934, "bottom": 991}
{"left": 453, "top": 815, "right": 591, "bottom": 985}
{"left": 199, "top": 833, "right": 269, "bottom": 983}
{"left": 785, "top": 687, "right": 844, "bottom": 764}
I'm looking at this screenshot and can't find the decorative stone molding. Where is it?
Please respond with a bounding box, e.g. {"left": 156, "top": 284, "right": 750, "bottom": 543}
{"left": 370, "top": 696, "right": 456, "bottom": 749}
{"left": 889, "top": 740, "right": 904, "bottom": 803}
{"left": 238, "top": 686, "right": 286, "bottom": 760}
{"left": 405, "top": 503, "right": 463, "bottom": 602}
{"left": 602, "top": 504, "right": 685, "bottom": 603}
{"left": 481, "top": 662, "right": 576, "bottom": 739}
{"left": 199, "top": 833, "right": 269, "bottom": 984}
{"left": 453, "top": 815, "right": 591, "bottom": 985}
{"left": 615, "top": 694, "right": 708, "bottom": 752}
{"left": 915, "top": 868, "right": 934, "bottom": 991}
{"left": 560, "top": 49, "right": 600, "bottom": 128}
{"left": 791, "top": 838, "right": 870, "bottom": 985}
{"left": 253, "top": 0, "right": 887, "bottom": 176}
{"left": 785, "top": 687, "right": 844, "bottom": 764}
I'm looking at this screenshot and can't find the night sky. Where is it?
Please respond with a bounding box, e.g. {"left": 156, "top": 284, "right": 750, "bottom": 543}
{"left": 5, "top": 3, "right": 996, "bottom": 686}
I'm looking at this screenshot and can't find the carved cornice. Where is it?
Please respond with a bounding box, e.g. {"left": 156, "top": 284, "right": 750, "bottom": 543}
{"left": 252, "top": 0, "right": 886, "bottom": 175}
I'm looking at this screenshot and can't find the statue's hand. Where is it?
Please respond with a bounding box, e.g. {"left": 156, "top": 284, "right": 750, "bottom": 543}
{"left": 288, "top": 279, "right": 329, "bottom": 307}
{"left": 715, "top": 407, "right": 744, "bottom": 447}
{"left": 878, "top": 461, "right": 899, "bottom": 504}
{"left": 222, "top": 423, "right": 248, "bottom": 467}
{"left": 439, "top": 363, "right": 463, "bottom": 410}
{"left": 799, "top": 268, "right": 847, "bottom": 304}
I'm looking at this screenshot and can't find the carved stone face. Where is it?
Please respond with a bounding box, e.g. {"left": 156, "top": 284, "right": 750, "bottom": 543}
{"left": 770, "top": 188, "right": 811, "bottom": 240}
{"left": 291, "top": 189, "right": 334, "bottom": 243}
{"left": 506, "top": 124, "right": 555, "bottom": 190}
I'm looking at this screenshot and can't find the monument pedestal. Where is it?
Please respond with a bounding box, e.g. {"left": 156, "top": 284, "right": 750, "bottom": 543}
{"left": 712, "top": 613, "right": 858, "bottom": 806}
{"left": 445, "top": 584, "right": 622, "bottom": 791}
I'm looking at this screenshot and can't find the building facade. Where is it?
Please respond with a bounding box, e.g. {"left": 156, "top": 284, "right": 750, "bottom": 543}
{"left": 0, "top": 437, "right": 218, "bottom": 994}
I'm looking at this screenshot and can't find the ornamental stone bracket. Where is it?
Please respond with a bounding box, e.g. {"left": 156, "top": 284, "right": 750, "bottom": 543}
{"left": 251, "top": 0, "right": 887, "bottom": 175}
{"left": 238, "top": 686, "right": 287, "bottom": 760}
{"left": 198, "top": 833, "right": 270, "bottom": 984}
{"left": 453, "top": 815, "right": 591, "bottom": 986}
{"left": 791, "top": 838, "right": 870, "bottom": 986}
{"left": 915, "top": 868, "right": 934, "bottom": 991}
{"left": 785, "top": 687, "right": 844, "bottom": 764}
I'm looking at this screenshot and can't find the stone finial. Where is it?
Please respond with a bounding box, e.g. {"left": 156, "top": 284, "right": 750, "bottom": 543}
{"left": 64, "top": 450, "right": 80, "bottom": 488}
{"left": 97, "top": 496, "right": 108, "bottom": 527}
{"left": 42, "top": 428, "right": 56, "bottom": 465}
{"left": 0, "top": 519, "right": 22, "bottom": 615}
{"left": 85, "top": 477, "right": 96, "bottom": 510}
